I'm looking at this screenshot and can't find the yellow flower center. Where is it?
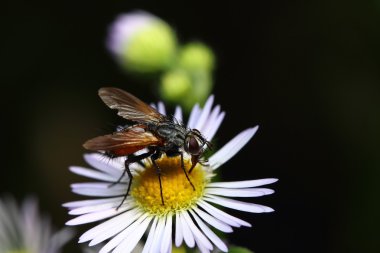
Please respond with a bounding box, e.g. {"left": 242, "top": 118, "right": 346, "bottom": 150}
{"left": 131, "top": 155, "right": 207, "bottom": 216}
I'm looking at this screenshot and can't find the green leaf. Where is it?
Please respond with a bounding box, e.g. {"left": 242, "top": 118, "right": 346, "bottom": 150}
{"left": 229, "top": 246, "right": 254, "bottom": 253}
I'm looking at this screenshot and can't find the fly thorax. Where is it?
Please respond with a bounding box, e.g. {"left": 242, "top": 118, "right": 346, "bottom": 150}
{"left": 156, "top": 123, "right": 186, "bottom": 147}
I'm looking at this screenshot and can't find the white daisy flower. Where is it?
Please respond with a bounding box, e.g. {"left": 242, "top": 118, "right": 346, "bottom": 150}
{"left": 0, "top": 196, "right": 73, "bottom": 253}
{"left": 65, "top": 95, "right": 277, "bottom": 253}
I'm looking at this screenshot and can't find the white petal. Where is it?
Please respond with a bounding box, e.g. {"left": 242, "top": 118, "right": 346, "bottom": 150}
{"left": 206, "top": 188, "right": 274, "bottom": 197}
{"left": 142, "top": 217, "right": 158, "bottom": 253}
{"left": 207, "top": 178, "right": 278, "bottom": 188}
{"left": 0, "top": 201, "right": 19, "bottom": 246}
{"left": 113, "top": 216, "right": 152, "bottom": 253}
{"left": 79, "top": 208, "right": 139, "bottom": 243}
{"left": 71, "top": 182, "right": 124, "bottom": 189}
{"left": 149, "top": 217, "right": 166, "bottom": 253}
{"left": 158, "top": 101, "right": 166, "bottom": 115}
{"left": 204, "top": 195, "right": 274, "bottom": 213}
{"left": 204, "top": 110, "right": 225, "bottom": 141}
{"left": 88, "top": 209, "right": 142, "bottom": 246}
{"left": 179, "top": 212, "right": 195, "bottom": 248}
{"left": 99, "top": 213, "right": 149, "bottom": 253}
{"left": 71, "top": 182, "right": 127, "bottom": 195}
{"left": 72, "top": 186, "right": 125, "bottom": 197}
{"left": 69, "top": 166, "right": 115, "bottom": 182}
{"left": 66, "top": 205, "right": 130, "bottom": 225}
{"left": 189, "top": 209, "right": 228, "bottom": 252}
{"left": 201, "top": 104, "right": 220, "bottom": 136}
{"left": 182, "top": 211, "right": 213, "bottom": 250}
{"left": 198, "top": 200, "right": 251, "bottom": 227}
{"left": 187, "top": 104, "right": 200, "bottom": 128}
{"left": 174, "top": 106, "right": 183, "bottom": 123}
{"left": 209, "top": 126, "right": 259, "bottom": 170}
{"left": 50, "top": 228, "right": 74, "bottom": 251}
{"left": 192, "top": 206, "right": 232, "bottom": 233}
{"left": 160, "top": 214, "right": 172, "bottom": 253}
{"left": 194, "top": 236, "right": 211, "bottom": 253}
{"left": 195, "top": 95, "right": 214, "bottom": 131}
{"left": 84, "top": 153, "right": 124, "bottom": 177}
{"left": 69, "top": 199, "right": 133, "bottom": 215}
{"left": 175, "top": 213, "right": 183, "bottom": 247}
{"left": 63, "top": 197, "right": 122, "bottom": 209}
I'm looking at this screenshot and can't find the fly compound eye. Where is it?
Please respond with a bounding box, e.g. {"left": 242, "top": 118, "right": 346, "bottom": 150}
{"left": 186, "top": 135, "right": 201, "bottom": 155}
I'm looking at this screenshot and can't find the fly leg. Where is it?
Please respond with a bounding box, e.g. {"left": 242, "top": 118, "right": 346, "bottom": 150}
{"left": 166, "top": 150, "right": 195, "bottom": 191}
{"left": 151, "top": 151, "right": 165, "bottom": 205}
{"left": 110, "top": 151, "right": 153, "bottom": 187}
{"left": 180, "top": 152, "right": 195, "bottom": 191}
{"left": 114, "top": 150, "right": 154, "bottom": 210}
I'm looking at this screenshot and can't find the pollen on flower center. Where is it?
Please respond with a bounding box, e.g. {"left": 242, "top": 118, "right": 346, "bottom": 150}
{"left": 131, "top": 155, "right": 207, "bottom": 216}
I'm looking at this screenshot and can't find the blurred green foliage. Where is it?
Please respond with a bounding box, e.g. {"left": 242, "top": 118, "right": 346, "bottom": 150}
{"left": 229, "top": 246, "right": 254, "bottom": 253}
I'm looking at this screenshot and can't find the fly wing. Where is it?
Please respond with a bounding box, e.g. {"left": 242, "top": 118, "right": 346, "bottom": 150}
{"left": 99, "top": 87, "right": 167, "bottom": 123}
{"left": 83, "top": 127, "right": 163, "bottom": 155}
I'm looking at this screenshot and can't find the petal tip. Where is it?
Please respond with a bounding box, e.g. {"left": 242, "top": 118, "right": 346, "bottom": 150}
{"left": 265, "top": 207, "right": 275, "bottom": 212}
{"left": 269, "top": 178, "right": 279, "bottom": 184}
{"left": 250, "top": 125, "right": 259, "bottom": 135}
{"left": 65, "top": 220, "right": 75, "bottom": 226}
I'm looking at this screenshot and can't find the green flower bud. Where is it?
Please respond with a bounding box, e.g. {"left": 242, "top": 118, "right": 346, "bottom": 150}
{"left": 182, "top": 69, "right": 213, "bottom": 110}
{"left": 178, "top": 42, "right": 215, "bottom": 72}
{"left": 107, "top": 11, "right": 177, "bottom": 73}
{"left": 160, "top": 69, "right": 192, "bottom": 102}
{"left": 160, "top": 68, "right": 213, "bottom": 112}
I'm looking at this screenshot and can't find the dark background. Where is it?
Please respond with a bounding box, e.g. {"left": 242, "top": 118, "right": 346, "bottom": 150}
{"left": 2, "top": 1, "right": 380, "bottom": 253}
